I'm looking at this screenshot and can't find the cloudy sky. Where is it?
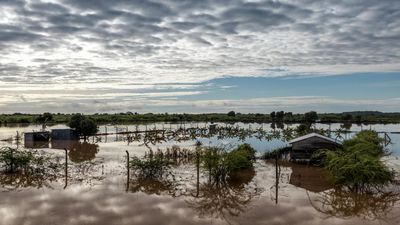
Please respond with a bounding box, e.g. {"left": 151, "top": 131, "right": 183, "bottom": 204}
{"left": 0, "top": 0, "right": 399, "bottom": 113}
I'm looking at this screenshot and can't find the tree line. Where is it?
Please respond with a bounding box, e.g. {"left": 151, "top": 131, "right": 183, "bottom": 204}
{"left": 1, "top": 111, "right": 400, "bottom": 124}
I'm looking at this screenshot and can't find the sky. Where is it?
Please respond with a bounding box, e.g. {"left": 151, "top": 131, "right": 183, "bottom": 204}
{"left": 0, "top": 0, "right": 399, "bottom": 113}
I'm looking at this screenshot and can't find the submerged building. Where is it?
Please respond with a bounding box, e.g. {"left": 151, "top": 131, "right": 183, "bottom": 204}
{"left": 51, "top": 129, "right": 80, "bottom": 140}
{"left": 24, "top": 131, "right": 50, "bottom": 142}
{"left": 288, "top": 133, "right": 342, "bottom": 161}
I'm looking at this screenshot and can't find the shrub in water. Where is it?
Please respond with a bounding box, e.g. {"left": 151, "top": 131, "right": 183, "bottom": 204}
{"left": 314, "top": 130, "right": 395, "bottom": 192}
{"left": 201, "top": 144, "right": 256, "bottom": 183}
{"left": 227, "top": 143, "right": 256, "bottom": 170}
{"left": 129, "top": 156, "right": 172, "bottom": 179}
{"left": 0, "top": 147, "right": 58, "bottom": 174}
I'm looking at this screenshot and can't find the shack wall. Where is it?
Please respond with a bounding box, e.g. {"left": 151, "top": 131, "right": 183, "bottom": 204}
{"left": 51, "top": 129, "right": 79, "bottom": 140}
{"left": 290, "top": 136, "right": 340, "bottom": 160}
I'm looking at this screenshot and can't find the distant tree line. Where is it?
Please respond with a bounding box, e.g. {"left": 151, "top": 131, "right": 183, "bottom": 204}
{"left": 1, "top": 111, "right": 400, "bottom": 125}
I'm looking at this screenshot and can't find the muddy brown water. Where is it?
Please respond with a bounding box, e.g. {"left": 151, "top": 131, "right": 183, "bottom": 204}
{"left": 0, "top": 123, "right": 400, "bottom": 225}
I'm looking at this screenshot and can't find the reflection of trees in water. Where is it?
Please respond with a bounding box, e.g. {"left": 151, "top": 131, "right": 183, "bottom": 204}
{"left": 309, "top": 188, "right": 400, "bottom": 221}
{"left": 128, "top": 177, "right": 178, "bottom": 196}
{"left": 186, "top": 169, "right": 262, "bottom": 222}
{"left": 68, "top": 142, "right": 99, "bottom": 163}
{"left": 127, "top": 162, "right": 261, "bottom": 223}
{"left": 0, "top": 172, "right": 57, "bottom": 191}
{"left": 110, "top": 124, "right": 355, "bottom": 148}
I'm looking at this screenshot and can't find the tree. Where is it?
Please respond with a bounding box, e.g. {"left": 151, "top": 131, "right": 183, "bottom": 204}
{"left": 270, "top": 111, "right": 276, "bottom": 120}
{"left": 35, "top": 112, "right": 53, "bottom": 124}
{"left": 68, "top": 114, "right": 98, "bottom": 141}
{"left": 227, "top": 111, "right": 236, "bottom": 117}
{"left": 284, "top": 112, "right": 293, "bottom": 121}
{"left": 276, "top": 111, "right": 284, "bottom": 121}
{"left": 315, "top": 131, "right": 394, "bottom": 192}
{"left": 304, "top": 111, "right": 318, "bottom": 123}
{"left": 342, "top": 114, "right": 353, "bottom": 121}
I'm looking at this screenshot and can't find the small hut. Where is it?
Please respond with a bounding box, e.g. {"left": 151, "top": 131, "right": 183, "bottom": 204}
{"left": 288, "top": 133, "right": 342, "bottom": 161}
{"left": 51, "top": 129, "right": 79, "bottom": 140}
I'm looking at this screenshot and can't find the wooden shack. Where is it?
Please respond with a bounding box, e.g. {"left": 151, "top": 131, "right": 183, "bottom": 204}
{"left": 51, "top": 129, "right": 79, "bottom": 140}
{"left": 288, "top": 133, "right": 342, "bottom": 161}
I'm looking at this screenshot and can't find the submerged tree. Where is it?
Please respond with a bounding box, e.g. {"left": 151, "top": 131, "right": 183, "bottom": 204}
{"left": 314, "top": 130, "right": 395, "bottom": 192}
{"left": 202, "top": 144, "right": 256, "bottom": 184}
{"left": 68, "top": 114, "right": 98, "bottom": 141}
{"left": 304, "top": 111, "right": 318, "bottom": 123}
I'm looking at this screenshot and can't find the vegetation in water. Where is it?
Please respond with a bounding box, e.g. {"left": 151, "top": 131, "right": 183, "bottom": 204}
{"left": 0, "top": 147, "right": 59, "bottom": 174}
{"left": 202, "top": 144, "right": 256, "bottom": 183}
{"left": 129, "top": 155, "right": 172, "bottom": 179}
{"left": 313, "top": 130, "right": 395, "bottom": 192}
{"left": 68, "top": 114, "right": 99, "bottom": 140}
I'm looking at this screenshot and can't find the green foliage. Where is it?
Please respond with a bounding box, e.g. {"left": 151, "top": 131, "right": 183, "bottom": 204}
{"left": 270, "top": 111, "right": 276, "bottom": 120}
{"left": 68, "top": 114, "right": 98, "bottom": 139}
{"left": 35, "top": 112, "right": 53, "bottom": 124}
{"left": 314, "top": 130, "right": 394, "bottom": 192}
{"left": 202, "top": 147, "right": 230, "bottom": 182}
{"left": 0, "top": 147, "right": 58, "bottom": 174}
{"left": 129, "top": 156, "right": 172, "bottom": 179}
{"left": 202, "top": 144, "right": 256, "bottom": 183}
{"left": 227, "top": 111, "right": 236, "bottom": 117}
{"left": 227, "top": 144, "right": 256, "bottom": 170}
{"left": 324, "top": 151, "right": 393, "bottom": 192}
{"left": 296, "top": 124, "right": 311, "bottom": 136}
{"left": 304, "top": 111, "right": 318, "bottom": 123}
{"left": 275, "top": 111, "right": 284, "bottom": 121}
{"left": 2, "top": 111, "right": 400, "bottom": 124}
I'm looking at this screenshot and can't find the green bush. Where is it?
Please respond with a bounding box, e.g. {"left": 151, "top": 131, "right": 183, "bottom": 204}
{"left": 342, "top": 130, "right": 386, "bottom": 157}
{"left": 314, "top": 130, "right": 395, "bottom": 192}
{"left": 202, "top": 147, "right": 230, "bottom": 182}
{"left": 129, "top": 156, "right": 172, "bottom": 179}
{"left": 202, "top": 144, "right": 256, "bottom": 183}
{"left": 0, "top": 147, "right": 58, "bottom": 174}
{"left": 68, "top": 114, "right": 98, "bottom": 140}
{"left": 227, "top": 143, "right": 256, "bottom": 170}
{"left": 324, "top": 151, "right": 393, "bottom": 192}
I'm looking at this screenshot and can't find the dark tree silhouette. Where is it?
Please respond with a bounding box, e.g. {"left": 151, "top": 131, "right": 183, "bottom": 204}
{"left": 68, "top": 114, "right": 98, "bottom": 140}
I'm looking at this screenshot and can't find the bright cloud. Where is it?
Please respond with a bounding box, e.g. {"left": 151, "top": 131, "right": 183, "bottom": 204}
{"left": 0, "top": 0, "right": 400, "bottom": 113}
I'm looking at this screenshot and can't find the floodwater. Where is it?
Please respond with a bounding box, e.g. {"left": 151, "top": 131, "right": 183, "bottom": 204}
{"left": 0, "top": 123, "right": 400, "bottom": 225}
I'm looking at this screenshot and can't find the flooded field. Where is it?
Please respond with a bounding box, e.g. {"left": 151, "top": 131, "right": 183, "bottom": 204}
{"left": 0, "top": 123, "right": 400, "bottom": 225}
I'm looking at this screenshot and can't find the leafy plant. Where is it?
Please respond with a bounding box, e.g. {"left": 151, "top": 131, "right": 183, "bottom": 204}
{"left": 0, "top": 147, "right": 59, "bottom": 174}
{"left": 313, "top": 130, "right": 395, "bottom": 192}
{"left": 227, "top": 143, "right": 256, "bottom": 170}
{"left": 68, "top": 114, "right": 98, "bottom": 140}
{"left": 129, "top": 156, "right": 172, "bottom": 179}
{"left": 201, "top": 144, "right": 256, "bottom": 183}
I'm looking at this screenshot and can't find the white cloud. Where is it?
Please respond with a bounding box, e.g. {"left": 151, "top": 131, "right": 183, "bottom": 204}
{"left": 0, "top": 0, "right": 399, "bottom": 112}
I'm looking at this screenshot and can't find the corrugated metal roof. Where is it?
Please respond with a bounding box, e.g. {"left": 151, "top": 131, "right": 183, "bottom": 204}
{"left": 288, "top": 132, "right": 342, "bottom": 145}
